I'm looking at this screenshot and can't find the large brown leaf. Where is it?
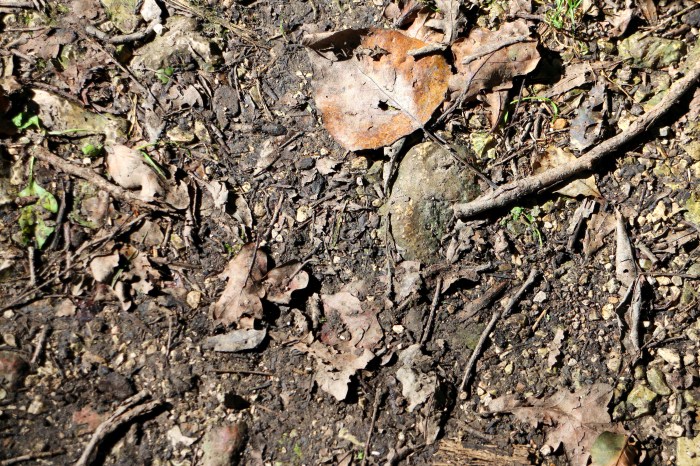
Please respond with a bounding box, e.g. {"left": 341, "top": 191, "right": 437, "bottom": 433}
{"left": 488, "top": 383, "right": 616, "bottom": 466}
{"left": 304, "top": 28, "right": 451, "bottom": 151}
{"left": 450, "top": 20, "right": 540, "bottom": 101}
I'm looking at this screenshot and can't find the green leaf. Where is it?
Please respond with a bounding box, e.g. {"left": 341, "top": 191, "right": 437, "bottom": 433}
{"left": 34, "top": 217, "right": 55, "bottom": 249}
{"left": 11, "top": 112, "right": 42, "bottom": 131}
{"left": 81, "top": 143, "right": 103, "bottom": 157}
{"left": 591, "top": 431, "right": 637, "bottom": 466}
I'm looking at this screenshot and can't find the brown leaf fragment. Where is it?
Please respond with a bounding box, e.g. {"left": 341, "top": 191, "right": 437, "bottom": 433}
{"left": 450, "top": 20, "right": 540, "bottom": 102}
{"left": 547, "top": 327, "right": 565, "bottom": 368}
{"left": 89, "top": 253, "right": 120, "bottom": 283}
{"left": 211, "top": 244, "right": 268, "bottom": 326}
{"left": 304, "top": 28, "right": 451, "bottom": 150}
{"left": 535, "top": 146, "right": 601, "bottom": 198}
{"left": 543, "top": 62, "right": 594, "bottom": 98}
{"left": 637, "top": 0, "right": 658, "bottom": 24}
{"left": 295, "top": 340, "right": 374, "bottom": 401}
{"left": 262, "top": 262, "right": 309, "bottom": 305}
{"left": 583, "top": 210, "right": 616, "bottom": 257}
{"left": 320, "top": 291, "right": 383, "bottom": 351}
{"left": 106, "top": 145, "right": 163, "bottom": 202}
{"left": 488, "top": 383, "right": 616, "bottom": 466}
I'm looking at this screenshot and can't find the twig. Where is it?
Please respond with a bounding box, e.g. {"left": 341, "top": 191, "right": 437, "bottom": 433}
{"left": 213, "top": 369, "right": 273, "bottom": 376}
{"left": 420, "top": 277, "right": 443, "bottom": 345}
{"left": 85, "top": 20, "right": 159, "bottom": 44}
{"left": 30, "top": 324, "right": 50, "bottom": 365}
{"left": 454, "top": 55, "right": 700, "bottom": 219}
{"left": 50, "top": 179, "right": 71, "bottom": 250}
{"left": 27, "top": 246, "right": 36, "bottom": 287}
{"left": 459, "top": 269, "right": 539, "bottom": 392}
{"left": 0, "top": 450, "right": 65, "bottom": 466}
{"left": 455, "top": 280, "right": 508, "bottom": 321}
{"left": 361, "top": 386, "right": 383, "bottom": 466}
{"left": 75, "top": 391, "right": 163, "bottom": 466}
{"left": 32, "top": 146, "right": 168, "bottom": 212}
{"left": 460, "top": 36, "right": 532, "bottom": 65}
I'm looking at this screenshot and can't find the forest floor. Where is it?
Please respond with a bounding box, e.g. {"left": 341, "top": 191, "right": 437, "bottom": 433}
{"left": 1, "top": 0, "right": 700, "bottom": 465}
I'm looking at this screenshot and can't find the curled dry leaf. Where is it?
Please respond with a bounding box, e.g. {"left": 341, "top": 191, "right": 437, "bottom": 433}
{"left": 534, "top": 146, "right": 601, "bottom": 198}
{"left": 450, "top": 20, "right": 540, "bottom": 102}
{"left": 488, "top": 383, "right": 616, "bottom": 466}
{"left": 106, "top": 145, "right": 163, "bottom": 202}
{"left": 211, "top": 243, "right": 268, "bottom": 327}
{"left": 211, "top": 244, "right": 310, "bottom": 326}
{"left": 263, "top": 262, "right": 309, "bottom": 305}
{"left": 304, "top": 28, "right": 451, "bottom": 150}
{"left": 89, "top": 253, "right": 120, "bottom": 283}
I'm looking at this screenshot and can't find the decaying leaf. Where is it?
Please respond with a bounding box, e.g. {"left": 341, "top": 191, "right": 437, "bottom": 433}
{"left": 211, "top": 244, "right": 267, "bottom": 327}
{"left": 404, "top": 0, "right": 462, "bottom": 45}
{"left": 395, "top": 344, "right": 436, "bottom": 412}
{"left": 320, "top": 291, "right": 383, "bottom": 351}
{"left": 583, "top": 210, "right": 616, "bottom": 257}
{"left": 106, "top": 145, "right": 163, "bottom": 202}
{"left": 89, "top": 253, "right": 120, "bottom": 283}
{"left": 295, "top": 340, "right": 374, "bottom": 401}
{"left": 488, "top": 383, "right": 616, "bottom": 466}
{"left": 450, "top": 20, "right": 540, "bottom": 102}
{"left": 547, "top": 327, "right": 566, "bottom": 369}
{"left": 534, "top": 146, "right": 601, "bottom": 198}
{"left": 590, "top": 431, "right": 639, "bottom": 466}
{"left": 211, "top": 244, "right": 310, "bottom": 326}
{"left": 304, "top": 28, "right": 451, "bottom": 150}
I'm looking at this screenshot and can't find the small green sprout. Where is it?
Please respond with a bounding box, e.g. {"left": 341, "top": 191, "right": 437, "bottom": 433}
{"left": 14, "top": 157, "right": 58, "bottom": 249}
{"left": 12, "top": 112, "right": 42, "bottom": 131}
{"left": 546, "top": 0, "right": 583, "bottom": 31}
{"left": 502, "top": 206, "right": 543, "bottom": 247}
{"left": 156, "top": 66, "right": 174, "bottom": 84}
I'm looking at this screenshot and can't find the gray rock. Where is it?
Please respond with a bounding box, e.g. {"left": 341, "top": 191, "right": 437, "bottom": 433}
{"left": 385, "top": 142, "right": 479, "bottom": 262}
{"left": 619, "top": 32, "right": 685, "bottom": 69}
{"left": 646, "top": 367, "right": 672, "bottom": 396}
{"left": 626, "top": 384, "right": 657, "bottom": 418}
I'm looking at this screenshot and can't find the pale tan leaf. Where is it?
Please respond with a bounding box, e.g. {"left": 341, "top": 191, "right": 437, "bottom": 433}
{"left": 106, "top": 145, "right": 163, "bottom": 202}
{"left": 320, "top": 291, "right": 383, "bottom": 351}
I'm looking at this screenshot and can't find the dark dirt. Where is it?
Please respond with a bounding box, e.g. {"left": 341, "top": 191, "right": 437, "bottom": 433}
{"left": 1, "top": 0, "right": 700, "bottom": 465}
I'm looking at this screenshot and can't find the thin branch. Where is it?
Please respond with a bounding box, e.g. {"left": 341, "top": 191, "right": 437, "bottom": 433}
{"left": 459, "top": 269, "right": 539, "bottom": 392}
{"left": 75, "top": 392, "right": 163, "bottom": 466}
{"left": 454, "top": 55, "right": 700, "bottom": 219}
{"left": 33, "top": 146, "right": 168, "bottom": 212}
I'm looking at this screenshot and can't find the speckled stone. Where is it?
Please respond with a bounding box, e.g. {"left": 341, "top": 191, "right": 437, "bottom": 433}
{"left": 385, "top": 142, "right": 479, "bottom": 263}
{"left": 626, "top": 384, "right": 657, "bottom": 418}
{"left": 647, "top": 367, "right": 672, "bottom": 396}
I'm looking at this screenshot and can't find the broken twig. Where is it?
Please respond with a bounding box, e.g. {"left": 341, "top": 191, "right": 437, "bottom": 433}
{"left": 75, "top": 391, "right": 163, "bottom": 466}
{"left": 454, "top": 55, "right": 700, "bottom": 218}
{"left": 459, "top": 269, "right": 539, "bottom": 392}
